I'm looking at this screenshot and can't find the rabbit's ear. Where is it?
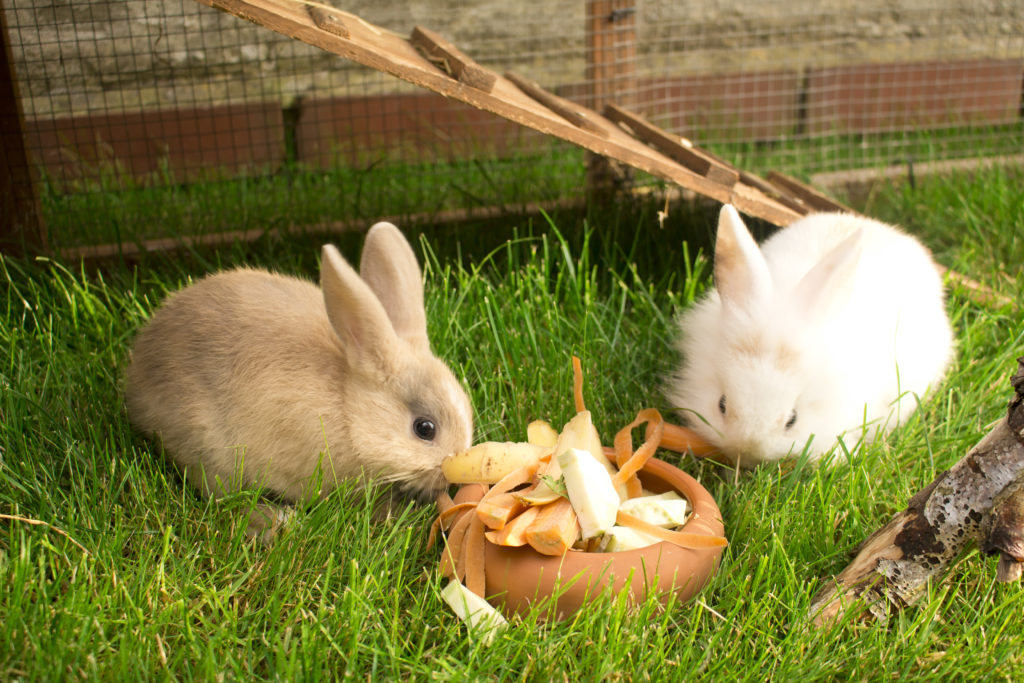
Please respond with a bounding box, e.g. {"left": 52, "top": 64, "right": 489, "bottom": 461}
{"left": 714, "top": 205, "right": 773, "bottom": 313}
{"left": 321, "top": 244, "right": 400, "bottom": 362}
{"left": 358, "top": 222, "right": 430, "bottom": 351}
{"left": 794, "top": 227, "right": 864, "bottom": 322}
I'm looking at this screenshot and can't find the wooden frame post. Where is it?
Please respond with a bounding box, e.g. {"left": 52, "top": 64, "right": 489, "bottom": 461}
{"left": 585, "top": 0, "right": 637, "bottom": 112}
{"left": 0, "top": 0, "right": 47, "bottom": 256}
{"left": 584, "top": 0, "right": 637, "bottom": 199}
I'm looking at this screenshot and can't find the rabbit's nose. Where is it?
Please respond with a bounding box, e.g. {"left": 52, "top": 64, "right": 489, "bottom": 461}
{"left": 728, "top": 439, "right": 769, "bottom": 468}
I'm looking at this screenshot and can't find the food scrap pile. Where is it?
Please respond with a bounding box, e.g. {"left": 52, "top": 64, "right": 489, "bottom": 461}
{"left": 431, "top": 357, "right": 727, "bottom": 637}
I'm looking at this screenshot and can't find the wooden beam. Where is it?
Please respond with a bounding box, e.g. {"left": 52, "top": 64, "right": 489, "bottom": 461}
{"left": 410, "top": 26, "right": 496, "bottom": 93}
{"left": 765, "top": 171, "right": 856, "bottom": 214}
{"left": 604, "top": 103, "right": 738, "bottom": 187}
{"left": 505, "top": 72, "right": 609, "bottom": 138}
{"left": 0, "top": 0, "right": 47, "bottom": 255}
{"left": 584, "top": 0, "right": 636, "bottom": 112}
{"left": 584, "top": 1, "right": 637, "bottom": 197}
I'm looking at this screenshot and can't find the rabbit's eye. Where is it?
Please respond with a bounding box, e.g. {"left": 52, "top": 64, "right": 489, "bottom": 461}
{"left": 785, "top": 410, "right": 798, "bottom": 430}
{"left": 718, "top": 395, "right": 727, "bottom": 415}
{"left": 413, "top": 417, "right": 437, "bottom": 441}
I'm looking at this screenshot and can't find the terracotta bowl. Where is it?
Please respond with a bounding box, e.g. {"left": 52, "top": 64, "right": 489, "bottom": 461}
{"left": 477, "top": 457, "right": 725, "bottom": 620}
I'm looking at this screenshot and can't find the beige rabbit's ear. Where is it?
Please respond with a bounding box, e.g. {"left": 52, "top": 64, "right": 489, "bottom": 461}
{"left": 358, "top": 222, "right": 430, "bottom": 351}
{"left": 321, "top": 244, "right": 399, "bottom": 363}
{"left": 714, "top": 204, "right": 773, "bottom": 314}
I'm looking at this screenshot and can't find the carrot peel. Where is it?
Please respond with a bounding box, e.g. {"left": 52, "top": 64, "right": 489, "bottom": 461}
{"left": 617, "top": 510, "right": 728, "bottom": 549}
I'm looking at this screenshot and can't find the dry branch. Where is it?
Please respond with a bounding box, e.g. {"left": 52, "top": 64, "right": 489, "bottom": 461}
{"left": 809, "top": 357, "right": 1024, "bottom": 625}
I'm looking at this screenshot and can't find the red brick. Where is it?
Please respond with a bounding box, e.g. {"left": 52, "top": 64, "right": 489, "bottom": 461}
{"left": 805, "top": 59, "right": 1024, "bottom": 134}
{"left": 294, "top": 92, "right": 549, "bottom": 168}
{"left": 25, "top": 103, "right": 285, "bottom": 187}
{"left": 556, "top": 72, "right": 802, "bottom": 142}
{"left": 635, "top": 72, "right": 802, "bottom": 141}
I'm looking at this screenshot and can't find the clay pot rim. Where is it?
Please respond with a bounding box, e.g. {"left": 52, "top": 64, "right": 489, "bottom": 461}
{"left": 480, "top": 456, "right": 726, "bottom": 618}
{"left": 485, "top": 456, "right": 724, "bottom": 559}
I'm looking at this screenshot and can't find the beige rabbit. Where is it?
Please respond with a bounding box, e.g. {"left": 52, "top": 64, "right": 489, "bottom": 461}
{"left": 125, "top": 223, "right": 473, "bottom": 536}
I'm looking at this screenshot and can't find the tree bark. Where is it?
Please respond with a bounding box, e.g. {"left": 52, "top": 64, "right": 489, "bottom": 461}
{"left": 809, "top": 358, "right": 1024, "bottom": 625}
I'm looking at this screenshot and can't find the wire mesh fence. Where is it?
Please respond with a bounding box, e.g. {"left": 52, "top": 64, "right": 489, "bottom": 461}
{"left": 2, "top": 0, "right": 1022, "bottom": 252}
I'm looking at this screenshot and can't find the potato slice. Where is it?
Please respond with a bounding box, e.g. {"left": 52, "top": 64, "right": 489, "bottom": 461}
{"left": 618, "top": 491, "right": 690, "bottom": 528}
{"left": 440, "top": 579, "right": 507, "bottom": 644}
{"left": 519, "top": 410, "right": 625, "bottom": 504}
{"left": 526, "top": 419, "right": 559, "bottom": 448}
{"left": 596, "top": 525, "right": 662, "bottom": 552}
{"left": 442, "top": 441, "right": 548, "bottom": 484}
{"left": 513, "top": 455, "right": 565, "bottom": 507}
{"left": 559, "top": 410, "right": 617, "bottom": 473}
{"left": 558, "top": 447, "right": 620, "bottom": 540}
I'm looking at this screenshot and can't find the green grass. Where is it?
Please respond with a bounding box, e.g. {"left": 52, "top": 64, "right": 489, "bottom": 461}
{"left": 3, "top": 163, "right": 1024, "bottom": 680}
{"left": 39, "top": 121, "right": 1024, "bottom": 253}
{"left": 863, "top": 162, "right": 1024, "bottom": 296}
{"left": 39, "top": 147, "right": 588, "bottom": 250}
{"left": 720, "top": 121, "right": 1024, "bottom": 181}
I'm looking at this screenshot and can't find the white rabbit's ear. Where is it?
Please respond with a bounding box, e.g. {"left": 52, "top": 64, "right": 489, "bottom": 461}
{"left": 794, "top": 227, "right": 865, "bottom": 322}
{"left": 358, "top": 222, "right": 430, "bottom": 351}
{"left": 321, "top": 244, "right": 400, "bottom": 361}
{"left": 714, "top": 205, "right": 773, "bottom": 312}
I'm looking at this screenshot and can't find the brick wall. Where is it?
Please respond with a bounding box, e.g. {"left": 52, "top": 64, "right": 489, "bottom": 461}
{"left": 24, "top": 58, "right": 1024, "bottom": 188}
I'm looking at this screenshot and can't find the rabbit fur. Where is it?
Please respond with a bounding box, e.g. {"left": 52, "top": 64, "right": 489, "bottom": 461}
{"left": 125, "top": 223, "right": 474, "bottom": 522}
{"left": 667, "top": 204, "right": 953, "bottom": 468}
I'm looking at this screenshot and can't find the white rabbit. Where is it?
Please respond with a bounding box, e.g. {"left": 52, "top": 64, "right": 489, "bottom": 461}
{"left": 125, "top": 223, "right": 474, "bottom": 533}
{"left": 667, "top": 204, "right": 953, "bottom": 468}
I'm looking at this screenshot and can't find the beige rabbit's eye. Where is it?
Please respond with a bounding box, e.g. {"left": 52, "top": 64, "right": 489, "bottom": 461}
{"left": 785, "top": 410, "right": 798, "bottom": 430}
{"left": 413, "top": 417, "right": 437, "bottom": 442}
{"left": 718, "top": 395, "right": 726, "bottom": 415}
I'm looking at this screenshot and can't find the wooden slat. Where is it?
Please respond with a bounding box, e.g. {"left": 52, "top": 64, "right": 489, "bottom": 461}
{"left": 765, "top": 171, "right": 857, "bottom": 214}
{"left": 505, "top": 72, "right": 609, "bottom": 138}
{"left": 410, "top": 26, "right": 496, "bottom": 93}
{"left": 674, "top": 140, "right": 810, "bottom": 215}
{"left": 191, "top": 0, "right": 804, "bottom": 227}
{"left": 736, "top": 171, "right": 811, "bottom": 216}
{"left": 306, "top": 4, "right": 350, "bottom": 38}
{"left": 604, "top": 103, "right": 739, "bottom": 187}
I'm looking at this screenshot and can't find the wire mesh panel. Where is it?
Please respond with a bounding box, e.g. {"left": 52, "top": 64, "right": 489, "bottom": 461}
{"left": 1, "top": 0, "right": 1022, "bottom": 251}
{"left": 634, "top": 2, "right": 1024, "bottom": 170}
{"left": 4, "top": 1, "right": 595, "bottom": 250}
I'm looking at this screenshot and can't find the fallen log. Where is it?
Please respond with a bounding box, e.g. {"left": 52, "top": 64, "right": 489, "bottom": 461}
{"left": 809, "top": 357, "right": 1024, "bottom": 625}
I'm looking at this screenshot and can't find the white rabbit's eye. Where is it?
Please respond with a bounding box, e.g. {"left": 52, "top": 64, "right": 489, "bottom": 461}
{"left": 785, "top": 410, "right": 798, "bottom": 430}
{"left": 718, "top": 395, "right": 727, "bottom": 415}
{"left": 413, "top": 417, "right": 437, "bottom": 441}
